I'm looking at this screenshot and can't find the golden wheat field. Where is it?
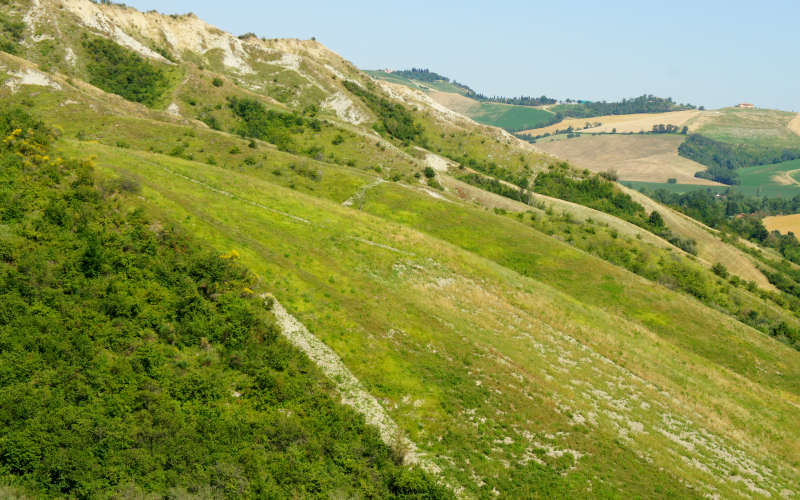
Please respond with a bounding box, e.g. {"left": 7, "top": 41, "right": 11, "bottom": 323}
{"left": 519, "top": 110, "right": 702, "bottom": 136}
{"left": 534, "top": 134, "right": 720, "bottom": 185}
{"left": 763, "top": 213, "right": 800, "bottom": 238}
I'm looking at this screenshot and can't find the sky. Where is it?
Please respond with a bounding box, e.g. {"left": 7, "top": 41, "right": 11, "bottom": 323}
{"left": 125, "top": 0, "right": 799, "bottom": 111}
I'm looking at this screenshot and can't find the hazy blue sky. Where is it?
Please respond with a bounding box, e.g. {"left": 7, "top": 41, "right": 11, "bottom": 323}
{"left": 125, "top": 1, "right": 798, "bottom": 111}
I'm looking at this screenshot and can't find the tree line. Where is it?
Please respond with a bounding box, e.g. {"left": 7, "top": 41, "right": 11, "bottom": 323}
{"left": 551, "top": 95, "right": 696, "bottom": 118}
{"left": 679, "top": 133, "right": 800, "bottom": 185}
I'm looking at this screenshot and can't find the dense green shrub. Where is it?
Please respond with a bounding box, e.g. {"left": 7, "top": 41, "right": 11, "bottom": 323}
{"left": 227, "top": 96, "right": 319, "bottom": 152}
{"left": 0, "top": 108, "right": 448, "bottom": 499}
{"left": 533, "top": 167, "right": 648, "bottom": 223}
{"left": 458, "top": 172, "right": 533, "bottom": 204}
{"left": 343, "top": 80, "right": 424, "bottom": 143}
{"left": 82, "top": 36, "right": 170, "bottom": 106}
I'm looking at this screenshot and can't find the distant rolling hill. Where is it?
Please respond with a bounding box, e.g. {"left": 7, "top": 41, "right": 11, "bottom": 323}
{"left": 367, "top": 69, "right": 560, "bottom": 131}
{"left": 534, "top": 134, "right": 718, "bottom": 185}
{"left": 519, "top": 109, "right": 702, "bottom": 136}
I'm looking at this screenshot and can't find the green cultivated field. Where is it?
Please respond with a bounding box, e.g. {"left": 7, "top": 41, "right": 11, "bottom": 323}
{"left": 737, "top": 158, "right": 800, "bottom": 196}
{"left": 625, "top": 158, "right": 800, "bottom": 198}
{"left": 468, "top": 101, "right": 556, "bottom": 131}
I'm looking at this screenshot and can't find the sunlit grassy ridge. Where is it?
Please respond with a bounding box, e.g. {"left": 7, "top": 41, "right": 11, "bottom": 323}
{"left": 59, "top": 139, "right": 800, "bottom": 498}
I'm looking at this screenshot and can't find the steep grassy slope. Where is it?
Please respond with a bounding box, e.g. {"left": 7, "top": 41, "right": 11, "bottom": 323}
{"left": 65, "top": 138, "right": 800, "bottom": 499}
{"left": 2, "top": 0, "right": 800, "bottom": 498}
{"left": 0, "top": 109, "right": 444, "bottom": 498}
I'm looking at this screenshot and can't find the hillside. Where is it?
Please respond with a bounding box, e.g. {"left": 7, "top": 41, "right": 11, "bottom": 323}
{"left": 372, "top": 71, "right": 559, "bottom": 131}
{"left": 518, "top": 109, "right": 701, "bottom": 137}
{"left": 368, "top": 70, "right": 695, "bottom": 135}
{"left": 1, "top": 0, "right": 800, "bottom": 498}
{"left": 694, "top": 107, "right": 800, "bottom": 149}
{"left": 534, "top": 134, "right": 716, "bottom": 185}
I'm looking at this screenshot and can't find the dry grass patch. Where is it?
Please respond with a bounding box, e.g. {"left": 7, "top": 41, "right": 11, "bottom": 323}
{"left": 520, "top": 110, "right": 701, "bottom": 136}
{"left": 427, "top": 90, "right": 481, "bottom": 116}
{"left": 789, "top": 113, "right": 800, "bottom": 137}
{"left": 763, "top": 213, "right": 800, "bottom": 238}
{"left": 535, "top": 134, "right": 719, "bottom": 185}
{"left": 619, "top": 186, "right": 776, "bottom": 289}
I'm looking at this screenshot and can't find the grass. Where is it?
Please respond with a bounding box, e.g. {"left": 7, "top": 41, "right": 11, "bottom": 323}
{"left": 364, "top": 70, "right": 470, "bottom": 95}
{"left": 60, "top": 137, "right": 800, "bottom": 499}
{"left": 366, "top": 70, "right": 557, "bottom": 132}
{"left": 467, "top": 101, "right": 557, "bottom": 131}
{"left": 625, "top": 159, "right": 800, "bottom": 198}
{"left": 694, "top": 107, "right": 800, "bottom": 149}
{"left": 764, "top": 213, "right": 800, "bottom": 238}
{"left": 535, "top": 134, "right": 713, "bottom": 184}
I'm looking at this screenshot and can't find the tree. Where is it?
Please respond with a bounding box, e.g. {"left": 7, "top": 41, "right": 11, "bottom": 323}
{"left": 648, "top": 210, "right": 665, "bottom": 228}
{"left": 711, "top": 262, "right": 729, "bottom": 278}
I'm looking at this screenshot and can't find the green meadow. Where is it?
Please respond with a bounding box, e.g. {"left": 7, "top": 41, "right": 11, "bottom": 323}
{"left": 56, "top": 137, "right": 800, "bottom": 499}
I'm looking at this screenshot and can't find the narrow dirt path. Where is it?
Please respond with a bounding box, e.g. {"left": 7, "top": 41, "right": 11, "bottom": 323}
{"left": 268, "top": 298, "right": 461, "bottom": 494}
{"left": 342, "top": 178, "right": 384, "bottom": 207}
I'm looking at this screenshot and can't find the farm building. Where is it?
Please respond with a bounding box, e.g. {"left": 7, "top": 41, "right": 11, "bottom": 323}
{"left": 736, "top": 103, "right": 755, "bottom": 109}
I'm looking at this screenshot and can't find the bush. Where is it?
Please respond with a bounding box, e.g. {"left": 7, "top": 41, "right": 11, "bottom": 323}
{"left": 712, "top": 262, "right": 729, "bottom": 278}
{"left": 212, "top": 77, "right": 224, "bottom": 87}
{"left": 227, "top": 96, "right": 319, "bottom": 152}
{"left": 82, "top": 36, "right": 169, "bottom": 107}
{"left": 534, "top": 169, "right": 647, "bottom": 224}
{"left": 0, "top": 107, "right": 448, "bottom": 498}
{"left": 343, "top": 81, "right": 424, "bottom": 143}
{"left": 648, "top": 210, "right": 665, "bottom": 228}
